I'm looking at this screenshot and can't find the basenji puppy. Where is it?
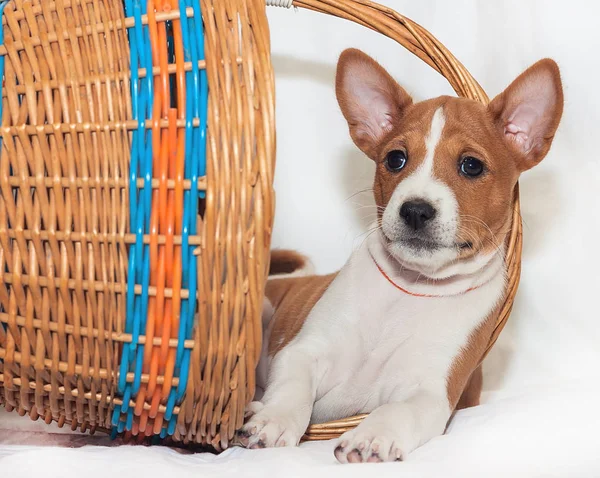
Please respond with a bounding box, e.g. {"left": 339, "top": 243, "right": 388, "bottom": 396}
{"left": 237, "top": 49, "right": 563, "bottom": 463}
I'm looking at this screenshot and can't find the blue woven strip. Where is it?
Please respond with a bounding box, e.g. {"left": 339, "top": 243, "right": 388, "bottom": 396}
{"left": 195, "top": 0, "right": 208, "bottom": 184}
{"left": 0, "top": 0, "right": 8, "bottom": 341}
{"left": 175, "top": 0, "right": 207, "bottom": 398}
{"left": 0, "top": 1, "right": 9, "bottom": 124}
{"left": 113, "top": 0, "right": 154, "bottom": 433}
{"left": 179, "top": 0, "right": 207, "bottom": 397}
{"left": 133, "top": 0, "right": 155, "bottom": 402}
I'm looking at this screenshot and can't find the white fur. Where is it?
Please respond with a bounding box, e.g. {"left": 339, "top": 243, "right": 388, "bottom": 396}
{"left": 381, "top": 107, "right": 462, "bottom": 274}
{"left": 242, "top": 230, "right": 506, "bottom": 459}
{"left": 422, "top": 107, "right": 446, "bottom": 175}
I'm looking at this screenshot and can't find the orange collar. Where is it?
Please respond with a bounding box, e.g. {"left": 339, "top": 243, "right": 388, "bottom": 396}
{"left": 371, "top": 254, "right": 484, "bottom": 298}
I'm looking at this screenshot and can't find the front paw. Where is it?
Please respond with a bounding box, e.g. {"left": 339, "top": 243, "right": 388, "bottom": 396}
{"left": 235, "top": 405, "right": 302, "bottom": 449}
{"left": 243, "top": 400, "right": 265, "bottom": 419}
{"left": 334, "top": 426, "right": 405, "bottom": 464}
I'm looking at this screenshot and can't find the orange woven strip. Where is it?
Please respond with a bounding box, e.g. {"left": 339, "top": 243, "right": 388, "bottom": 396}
{"left": 135, "top": 0, "right": 170, "bottom": 432}
{"left": 147, "top": 0, "right": 171, "bottom": 427}
{"left": 132, "top": 0, "right": 187, "bottom": 435}
{"left": 160, "top": 0, "right": 186, "bottom": 401}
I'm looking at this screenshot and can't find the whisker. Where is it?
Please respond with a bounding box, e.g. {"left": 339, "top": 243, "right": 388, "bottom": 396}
{"left": 345, "top": 188, "right": 374, "bottom": 202}
{"left": 459, "top": 215, "right": 504, "bottom": 252}
{"left": 351, "top": 204, "right": 386, "bottom": 212}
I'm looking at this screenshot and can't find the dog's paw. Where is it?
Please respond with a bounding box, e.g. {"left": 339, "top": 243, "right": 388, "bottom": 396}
{"left": 244, "top": 401, "right": 265, "bottom": 419}
{"left": 334, "top": 427, "right": 404, "bottom": 464}
{"left": 235, "top": 406, "right": 301, "bottom": 449}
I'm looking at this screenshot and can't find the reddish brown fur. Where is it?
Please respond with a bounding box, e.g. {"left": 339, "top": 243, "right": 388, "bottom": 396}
{"left": 456, "top": 365, "right": 483, "bottom": 410}
{"left": 269, "top": 250, "right": 308, "bottom": 276}
{"left": 448, "top": 304, "right": 503, "bottom": 409}
{"left": 265, "top": 274, "right": 337, "bottom": 356}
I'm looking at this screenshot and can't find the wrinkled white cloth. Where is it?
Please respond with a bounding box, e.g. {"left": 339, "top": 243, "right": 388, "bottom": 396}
{"left": 2, "top": 383, "right": 600, "bottom": 477}
{"left": 2, "top": 0, "right": 599, "bottom": 476}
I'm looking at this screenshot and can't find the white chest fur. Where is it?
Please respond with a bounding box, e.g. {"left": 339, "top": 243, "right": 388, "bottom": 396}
{"left": 281, "top": 234, "right": 506, "bottom": 424}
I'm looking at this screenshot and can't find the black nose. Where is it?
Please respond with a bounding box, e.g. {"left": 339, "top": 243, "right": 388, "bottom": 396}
{"left": 400, "top": 200, "right": 437, "bottom": 230}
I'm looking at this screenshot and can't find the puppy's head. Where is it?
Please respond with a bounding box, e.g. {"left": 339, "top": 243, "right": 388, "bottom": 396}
{"left": 336, "top": 49, "right": 563, "bottom": 277}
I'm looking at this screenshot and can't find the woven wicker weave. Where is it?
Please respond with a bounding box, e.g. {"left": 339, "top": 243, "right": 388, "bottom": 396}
{"left": 0, "top": 0, "right": 274, "bottom": 450}
{"left": 0, "top": 0, "right": 520, "bottom": 450}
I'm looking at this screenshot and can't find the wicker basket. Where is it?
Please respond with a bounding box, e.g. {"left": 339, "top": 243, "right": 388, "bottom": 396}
{"left": 0, "top": 0, "right": 521, "bottom": 450}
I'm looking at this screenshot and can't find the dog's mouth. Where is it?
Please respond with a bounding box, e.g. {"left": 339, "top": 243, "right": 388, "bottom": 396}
{"left": 397, "top": 237, "right": 473, "bottom": 252}
{"left": 401, "top": 237, "right": 441, "bottom": 251}
{"left": 379, "top": 227, "right": 476, "bottom": 265}
{"left": 378, "top": 230, "right": 485, "bottom": 278}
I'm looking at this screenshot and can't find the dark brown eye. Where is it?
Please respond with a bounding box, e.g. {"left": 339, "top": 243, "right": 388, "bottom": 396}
{"left": 460, "top": 156, "right": 484, "bottom": 177}
{"left": 385, "top": 150, "right": 407, "bottom": 172}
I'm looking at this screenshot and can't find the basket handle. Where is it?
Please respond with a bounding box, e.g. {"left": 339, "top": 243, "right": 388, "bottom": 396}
{"left": 266, "top": 0, "right": 489, "bottom": 103}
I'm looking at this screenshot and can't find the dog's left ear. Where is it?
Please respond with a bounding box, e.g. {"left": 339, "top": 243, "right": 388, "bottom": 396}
{"left": 489, "top": 59, "right": 564, "bottom": 171}
{"left": 336, "top": 49, "right": 412, "bottom": 157}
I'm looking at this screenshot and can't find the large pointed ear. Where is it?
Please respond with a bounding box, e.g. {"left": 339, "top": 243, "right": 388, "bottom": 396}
{"left": 336, "top": 49, "right": 412, "bottom": 157}
{"left": 489, "top": 59, "right": 564, "bottom": 171}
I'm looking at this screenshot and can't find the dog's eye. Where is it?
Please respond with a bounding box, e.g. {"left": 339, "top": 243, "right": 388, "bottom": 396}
{"left": 385, "top": 150, "right": 407, "bottom": 172}
{"left": 460, "top": 156, "right": 484, "bottom": 177}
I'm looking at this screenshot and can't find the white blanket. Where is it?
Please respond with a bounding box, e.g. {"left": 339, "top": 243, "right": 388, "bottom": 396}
{"left": 2, "top": 383, "right": 600, "bottom": 477}
{"left": 2, "top": 0, "right": 599, "bottom": 476}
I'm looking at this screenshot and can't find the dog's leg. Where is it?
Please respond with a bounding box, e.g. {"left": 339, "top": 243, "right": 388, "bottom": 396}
{"left": 235, "top": 345, "right": 317, "bottom": 448}
{"left": 334, "top": 387, "right": 450, "bottom": 463}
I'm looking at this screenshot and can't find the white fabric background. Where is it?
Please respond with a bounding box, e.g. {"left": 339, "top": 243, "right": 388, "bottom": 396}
{"left": 2, "top": 1, "right": 600, "bottom": 476}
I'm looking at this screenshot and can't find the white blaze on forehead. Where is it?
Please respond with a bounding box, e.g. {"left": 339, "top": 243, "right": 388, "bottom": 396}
{"left": 421, "top": 107, "right": 446, "bottom": 176}
{"left": 381, "top": 104, "right": 461, "bottom": 270}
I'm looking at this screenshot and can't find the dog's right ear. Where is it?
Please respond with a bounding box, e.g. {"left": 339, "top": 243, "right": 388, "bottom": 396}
{"left": 488, "top": 58, "right": 564, "bottom": 172}
{"left": 336, "top": 49, "right": 412, "bottom": 157}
